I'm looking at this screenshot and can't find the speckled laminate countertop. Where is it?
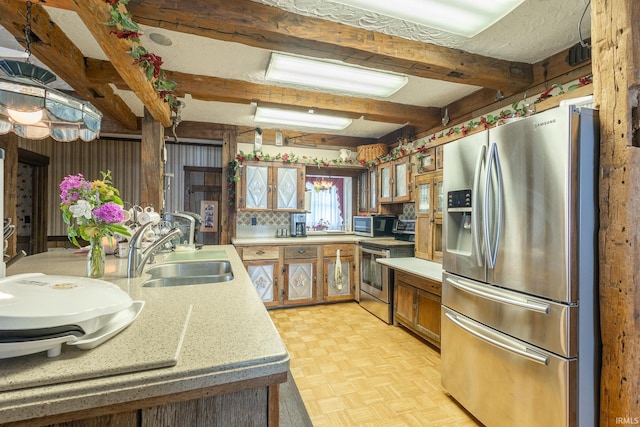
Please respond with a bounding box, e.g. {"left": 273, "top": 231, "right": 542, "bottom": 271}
{"left": 233, "top": 233, "right": 362, "bottom": 245}
{"left": 0, "top": 245, "right": 289, "bottom": 424}
{"left": 232, "top": 233, "right": 405, "bottom": 246}
{"left": 377, "top": 257, "right": 443, "bottom": 282}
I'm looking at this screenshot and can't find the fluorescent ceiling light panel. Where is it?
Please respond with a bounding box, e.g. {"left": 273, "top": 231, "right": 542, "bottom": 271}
{"left": 331, "top": 0, "right": 525, "bottom": 38}
{"left": 266, "top": 53, "right": 408, "bottom": 98}
{"left": 254, "top": 106, "right": 352, "bottom": 131}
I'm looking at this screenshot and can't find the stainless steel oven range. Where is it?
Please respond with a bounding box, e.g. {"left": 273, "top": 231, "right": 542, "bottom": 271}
{"left": 359, "top": 220, "right": 415, "bottom": 324}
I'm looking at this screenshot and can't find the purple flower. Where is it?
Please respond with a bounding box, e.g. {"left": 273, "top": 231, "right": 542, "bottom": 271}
{"left": 60, "top": 174, "right": 91, "bottom": 205}
{"left": 93, "top": 202, "right": 126, "bottom": 224}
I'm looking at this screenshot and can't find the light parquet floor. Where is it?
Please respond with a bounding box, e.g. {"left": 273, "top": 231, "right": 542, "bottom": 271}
{"left": 269, "top": 302, "right": 483, "bottom": 427}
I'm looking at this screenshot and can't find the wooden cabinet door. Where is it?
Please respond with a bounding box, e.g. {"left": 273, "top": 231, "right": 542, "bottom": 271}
{"left": 415, "top": 173, "right": 433, "bottom": 260}
{"left": 432, "top": 174, "right": 444, "bottom": 262}
{"left": 239, "top": 163, "right": 271, "bottom": 210}
{"left": 414, "top": 172, "right": 443, "bottom": 261}
{"left": 394, "top": 282, "right": 416, "bottom": 326}
{"left": 368, "top": 168, "right": 378, "bottom": 212}
{"left": 323, "top": 256, "right": 355, "bottom": 301}
{"left": 378, "top": 162, "right": 393, "bottom": 203}
{"left": 244, "top": 260, "right": 279, "bottom": 307}
{"left": 415, "top": 289, "right": 441, "bottom": 345}
{"left": 274, "top": 165, "right": 305, "bottom": 210}
{"left": 392, "top": 158, "right": 411, "bottom": 202}
{"left": 284, "top": 261, "right": 315, "bottom": 305}
{"left": 359, "top": 170, "right": 368, "bottom": 213}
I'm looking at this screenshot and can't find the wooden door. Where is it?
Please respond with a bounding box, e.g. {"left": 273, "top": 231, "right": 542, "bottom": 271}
{"left": 184, "top": 166, "right": 222, "bottom": 245}
{"left": 394, "top": 281, "right": 416, "bottom": 327}
{"left": 16, "top": 149, "right": 49, "bottom": 256}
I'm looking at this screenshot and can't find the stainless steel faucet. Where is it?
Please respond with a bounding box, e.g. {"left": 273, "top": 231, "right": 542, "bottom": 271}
{"left": 127, "top": 222, "right": 183, "bottom": 278}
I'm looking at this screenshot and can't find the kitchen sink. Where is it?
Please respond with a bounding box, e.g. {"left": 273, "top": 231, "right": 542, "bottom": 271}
{"left": 142, "top": 261, "right": 233, "bottom": 287}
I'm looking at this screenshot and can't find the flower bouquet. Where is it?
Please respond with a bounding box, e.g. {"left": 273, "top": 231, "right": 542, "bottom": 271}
{"left": 60, "top": 171, "right": 130, "bottom": 277}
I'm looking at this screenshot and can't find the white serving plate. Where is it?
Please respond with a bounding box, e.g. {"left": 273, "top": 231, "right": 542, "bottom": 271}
{"left": 0, "top": 273, "right": 133, "bottom": 335}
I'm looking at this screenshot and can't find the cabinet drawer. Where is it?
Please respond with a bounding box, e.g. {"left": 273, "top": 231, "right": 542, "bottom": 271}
{"left": 284, "top": 245, "right": 318, "bottom": 259}
{"left": 240, "top": 246, "right": 280, "bottom": 261}
{"left": 322, "top": 244, "right": 355, "bottom": 258}
{"left": 396, "top": 270, "right": 441, "bottom": 296}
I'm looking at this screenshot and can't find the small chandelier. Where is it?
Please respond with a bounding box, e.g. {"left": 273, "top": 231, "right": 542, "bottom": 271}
{"left": 0, "top": 1, "right": 102, "bottom": 142}
{"left": 313, "top": 178, "right": 334, "bottom": 192}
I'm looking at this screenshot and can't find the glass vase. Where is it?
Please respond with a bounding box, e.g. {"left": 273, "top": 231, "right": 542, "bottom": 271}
{"left": 87, "top": 236, "right": 106, "bottom": 278}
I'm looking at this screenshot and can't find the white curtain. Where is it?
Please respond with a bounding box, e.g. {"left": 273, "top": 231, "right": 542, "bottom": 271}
{"left": 305, "top": 182, "right": 344, "bottom": 231}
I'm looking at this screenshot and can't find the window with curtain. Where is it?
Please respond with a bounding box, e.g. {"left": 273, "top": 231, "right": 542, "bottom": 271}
{"left": 305, "top": 175, "right": 352, "bottom": 231}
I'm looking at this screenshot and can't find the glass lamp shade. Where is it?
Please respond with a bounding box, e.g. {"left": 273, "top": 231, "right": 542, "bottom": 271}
{"left": 6, "top": 108, "right": 43, "bottom": 125}
{"left": 0, "top": 60, "right": 102, "bottom": 141}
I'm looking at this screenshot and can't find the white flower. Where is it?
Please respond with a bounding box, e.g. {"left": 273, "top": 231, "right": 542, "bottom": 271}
{"left": 69, "top": 200, "right": 93, "bottom": 220}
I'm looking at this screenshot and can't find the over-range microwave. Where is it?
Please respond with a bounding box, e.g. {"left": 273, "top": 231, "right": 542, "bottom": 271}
{"left": 353, "top": 215, "right": 397, "bottom": 237}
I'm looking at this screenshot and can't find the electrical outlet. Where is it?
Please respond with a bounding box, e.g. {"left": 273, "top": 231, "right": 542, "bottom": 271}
{"left": 251, "top": 217, "right": 257, "bottom": 226}
{"left": 275, "top": 131, "right": 283, "bottom": 146}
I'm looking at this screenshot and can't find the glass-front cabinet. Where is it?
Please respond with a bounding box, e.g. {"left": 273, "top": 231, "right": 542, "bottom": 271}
{"left": 378, "top": 157, "right": 411, "bottom": 204}
{"left": 359, "top": 168, "right": 379, "bottom": 213}
{"left": 238, "top": 162, "right": 305, "bottom": 211}
{"left": 415, "top": 171, "right": 443, "bottom": 261}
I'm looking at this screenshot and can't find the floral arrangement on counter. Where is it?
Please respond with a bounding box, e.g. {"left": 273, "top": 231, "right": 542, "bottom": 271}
{"left": 103, "top": 0, "right": 179, "bottom": 107}
{"left": 60, "top": 171, "right": 130, "bottom": 277}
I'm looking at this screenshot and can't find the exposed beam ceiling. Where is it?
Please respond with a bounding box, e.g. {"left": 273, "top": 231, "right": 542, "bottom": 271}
{"left": 0, "top": 0, "right": 592, "bottom": 147}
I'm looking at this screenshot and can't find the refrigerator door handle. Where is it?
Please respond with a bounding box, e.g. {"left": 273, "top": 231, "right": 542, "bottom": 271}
{"left": 444, "top": 310, "right": 550, "bottom": 365}
{"left": 484, "top": 142, "right": 503, "bottom": 269}
{"left": 445, "top": 276, "right": 550, "bottom": 314}
{"left": 472, "top": 144, "right": 486, "bottom": 267}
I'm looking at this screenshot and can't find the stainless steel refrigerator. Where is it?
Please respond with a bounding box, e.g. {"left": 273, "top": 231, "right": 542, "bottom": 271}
{"left": 441, "top": 105, "right": 600, "bottom": 427}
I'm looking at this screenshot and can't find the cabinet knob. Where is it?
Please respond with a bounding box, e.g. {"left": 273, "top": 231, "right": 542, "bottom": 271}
{"left": 256, "top": 250, "right": 265, "bottom": 255}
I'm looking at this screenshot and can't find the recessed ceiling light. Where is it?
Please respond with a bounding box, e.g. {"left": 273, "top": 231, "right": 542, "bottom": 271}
{"left": 266, "top": 53, "right": 408, "bottom": 98}
{"left": 332, "top": 0, "right": 525, "bottom": 38}
{"left": 254, "top": 106, "right": 352, "bottom": 131}
{"left": 148, "top": 32, "right": 173, "bottom": 47}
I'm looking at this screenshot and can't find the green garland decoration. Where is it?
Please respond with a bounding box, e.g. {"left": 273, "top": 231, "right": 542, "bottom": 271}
{"left": 103, "top": 0, "right": 179, "bottom": 107}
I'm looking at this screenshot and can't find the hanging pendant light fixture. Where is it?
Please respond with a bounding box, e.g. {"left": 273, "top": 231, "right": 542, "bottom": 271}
{"left": 0, "top": 1, "right": 102, "bottom": 142}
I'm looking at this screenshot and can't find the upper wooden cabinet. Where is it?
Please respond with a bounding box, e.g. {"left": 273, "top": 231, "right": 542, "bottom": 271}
{"left": 237, "top": 162, "right": 305, "bottom": 211}
{"left": 358, "top": 168, "right": 378, "bottom": 213}
{"left": 378, "top": 157, "right": 411, "bottom": 204}
{"left": 415, "top": 171, "right": 444, "bottom": 262}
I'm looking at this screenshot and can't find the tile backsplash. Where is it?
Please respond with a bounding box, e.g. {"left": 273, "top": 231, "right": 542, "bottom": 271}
{"left": 236, "top": 211, "right": 289, "bottom": 227}
{"left": 235, "top": 203, "right": 416, "bottom": 233}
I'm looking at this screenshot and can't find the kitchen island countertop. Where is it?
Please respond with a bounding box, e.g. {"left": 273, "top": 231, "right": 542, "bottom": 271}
{"left": 1, "top": 245, "right": 289, "bottom": 425}
{"left": 377, "top": 257, "right": 443, "bottom": 282}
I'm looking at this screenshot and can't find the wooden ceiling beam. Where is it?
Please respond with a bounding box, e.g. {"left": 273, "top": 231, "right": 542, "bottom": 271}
{"left": 421, "top": 47, "right": 593, "bottom": 138}
{"left": 0, "top": 0, "right": 138, "bottom": 129}
{"left": 124, "top": 0, "right": 532, "bottom": 93}
{"left": 70, "top": 0, "right": 172, "bottom": 127}
{"left": 84, "top": 58, "right": 442, "bottom": 128}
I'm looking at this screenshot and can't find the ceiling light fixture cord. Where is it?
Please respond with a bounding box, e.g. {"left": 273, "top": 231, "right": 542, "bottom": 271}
{"left": 24, "top": 0, "right": 32, "bottom": 61}
{"left": 578, "top": 0, "right": 591, "bottom": 48}
{"left": 170, "top": 100, "right": 184, "bottom": 143}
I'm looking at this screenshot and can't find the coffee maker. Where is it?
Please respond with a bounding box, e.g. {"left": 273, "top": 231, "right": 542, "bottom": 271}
{"left": 290, "top": 213, "right": 307, "bottom": 237}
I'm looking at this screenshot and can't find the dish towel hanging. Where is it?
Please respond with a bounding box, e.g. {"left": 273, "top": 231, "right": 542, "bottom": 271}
{"left": 334, "top": 249, "right": 343, "bottom": 290}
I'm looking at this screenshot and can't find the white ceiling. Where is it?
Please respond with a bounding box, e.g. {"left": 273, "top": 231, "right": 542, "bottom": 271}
{"left": 0, "top": 0, "right": 592, "bottom": 139}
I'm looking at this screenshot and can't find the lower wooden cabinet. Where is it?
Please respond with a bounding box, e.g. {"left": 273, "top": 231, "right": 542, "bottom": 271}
{"left": 322, "top": 244, "right": 355, "bottom": 302}
{"left": 244, "top": 260, "right": 279, "bottom": 307}
{"left": 393, "top": 270, "right": 442, "bottom": 348}
{"left": 238, "top": 245, "right": 280, "bottom": 307}
{"left": 236, "top": 242, "right": 357, "bottom": 308}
